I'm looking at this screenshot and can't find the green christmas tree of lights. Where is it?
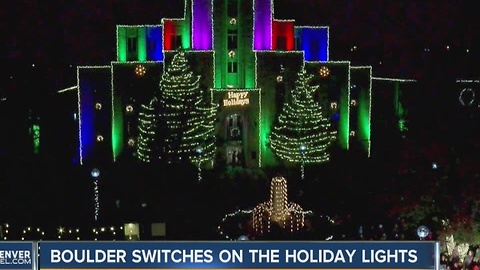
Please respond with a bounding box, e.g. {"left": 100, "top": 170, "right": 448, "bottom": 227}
{"left": 136, "top": 98, "right": 158, "bottom": 162}
{"left": 269, "top": 65, "right": 335, "bottom": 164}
{"left": 159, "top": 50, "right": 218, "bottom": 164}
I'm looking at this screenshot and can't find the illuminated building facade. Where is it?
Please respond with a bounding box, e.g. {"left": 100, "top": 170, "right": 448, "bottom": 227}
{"left": 76, "top": 0, "right": 374, "bottom": 168}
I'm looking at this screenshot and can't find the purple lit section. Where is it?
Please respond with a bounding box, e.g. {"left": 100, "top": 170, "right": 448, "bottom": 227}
{"left": 192, "top": 0, "right": 213, "bottom": 50}
{"left": 254, "top": 0, "right": 272, "bottom": 50}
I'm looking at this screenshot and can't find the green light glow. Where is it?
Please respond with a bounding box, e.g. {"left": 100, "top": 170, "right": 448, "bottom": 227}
{"left": 212, "top": 1, "right": 255, "bottom": 89}
{"left": 352, "top": 66, "right": 372, "bottom": 157}
{"left": 117, "top": 27, "right": 127, "bottom": 62}
{"left": 244, "top": 52, "right": 256, "bottom": 88}
{"left": 394, "top": 82, "right": 407, "bottom": 132}
{"left": 339, "top": 84, "right": 350, "bottom": 150}
{"left": 137, "top": 27, "right": 147, "bottom": 61}
{"left": 358, "top": 85, "right": 371, "bottom": 156}
{"left": 112, "top": 96, "right": 124, "bottom": 161}
{"left": 181, "top": 21, "right": 191, "bottom": 49}
{"left": 32, "top": 124, "right": 40, "bottom": 155}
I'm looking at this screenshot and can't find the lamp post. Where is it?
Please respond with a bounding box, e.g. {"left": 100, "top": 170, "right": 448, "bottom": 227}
{"left": 417, "top": 225, "right": 429, "bottom": 240}
{"left": 195, "top": 146, "right": 203, "bottom": 182}
{"left": 91, "top": 168, "right": 100, "bottom": 222}
{"left": 299, "top": 144, "right": 306, "bottom": 180}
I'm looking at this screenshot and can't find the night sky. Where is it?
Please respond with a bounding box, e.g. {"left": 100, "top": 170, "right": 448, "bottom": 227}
{"left": 1, "top": 0, "right": 479, "bottom": 96}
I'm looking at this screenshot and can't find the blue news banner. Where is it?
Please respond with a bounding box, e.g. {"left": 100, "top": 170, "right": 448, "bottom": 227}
{"left": 39, "top": 241, "right": 439, "bottom": 270}
{"left": 0, "top": 241, "right": 37, "bottom": 270}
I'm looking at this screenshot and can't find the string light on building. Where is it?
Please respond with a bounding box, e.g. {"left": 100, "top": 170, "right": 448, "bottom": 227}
{"left": 57, "top": 227, "right": 81, "bottom": 240}
{"left": 20, "top": 227, "right": 46, "bottom": 241}
{"left": 319, "top": 66, "right": 330, "bottom": 78}
{"left": 228, "top": 50, "right": 235, "bottom": 58}
{"left": 1, "top": 224, "right": 131, "bottom": 241}
{"left": 135, "top": 65, "right": 146, "bottom": 77}
{"left": 95, "top": 103, "right": 102, "bottom": 110}
{"left": 195, "top": 146, "right": 203, "bottom": 182}
{"left": 229, "top": 18, "right": 236, "bottom": 25}
{"left": 1, "top": 223, "right": 9, "bottom": 240}
{"left": 96, "top": 135, "right": 104, "bottom": 142}
{"left": 126, "top": 105, "right": 134, "bottom": 113}
{"left": 299, "top": 145, "right": 307, "bottom": 180}
{"left": 91, "top": 168, "right": 101, "bottom": 221}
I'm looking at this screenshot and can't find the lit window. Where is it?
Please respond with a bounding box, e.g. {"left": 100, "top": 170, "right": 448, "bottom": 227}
{"left": 227, "top": 62, "right": 238, "bottom": 73}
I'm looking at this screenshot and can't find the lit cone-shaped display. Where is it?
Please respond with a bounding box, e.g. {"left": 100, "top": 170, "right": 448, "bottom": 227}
{"left": 253, "top": 176, "right": 305, "bottom": 235}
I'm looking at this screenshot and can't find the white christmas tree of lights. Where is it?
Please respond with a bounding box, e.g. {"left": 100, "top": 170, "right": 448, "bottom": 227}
{"left": 269, "top": 65, "right": 335, "bottom": 164}
{"left": 159, "top": 49, "right": 218, "bottom": 164}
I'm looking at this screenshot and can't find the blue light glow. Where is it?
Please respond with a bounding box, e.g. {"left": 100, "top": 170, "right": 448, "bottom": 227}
{"left": 147, "top": 26, "right": 163, "bottom": 61}
{"left": 332, "top": 113, "right": 339, "bottom": 121}
{"left": 78, "top": 74, "right": 95, "bottom": 165}
{"left": 298, "top": 27, "right": 329, "bottom": 61}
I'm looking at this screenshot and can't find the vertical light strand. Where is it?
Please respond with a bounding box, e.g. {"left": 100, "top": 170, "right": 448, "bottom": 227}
{"left": 116, "top": 26, "right": 119, "bottom": 62}
{"left": 110, "top": 64, "right": 116, "bottom": 162}
{"left": 161, "top": 19, "right": 165, "bottom": 52}
{"left": 191, "top": 0, "right": 194, "bottom": 48}
{"left": 367, "top": 67, "right": 372, "bottom": 157}
{"left": 346, "top": 62, "right": 351, "bottom": 150}
{"left": 258, "top": 88, "right": 262, "bottom": 168}
{"left": 76, "top": 67, "right": 83, "bottom": 165}
{"left": 211, "top": 0, "right": 214, "bottom": 50}
{"left": 93, "top": 179, "right": 100, "bottom": 221}
{"left": 269, "top": 0, "right": 273, "bottom": 50}
{"left": 326, "top": 26, "right": 330, "bottom": 61}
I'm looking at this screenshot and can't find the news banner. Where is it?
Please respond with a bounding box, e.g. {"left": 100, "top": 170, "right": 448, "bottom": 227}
{"left": 1, "top": 241, "right": 439, "bottom": 270}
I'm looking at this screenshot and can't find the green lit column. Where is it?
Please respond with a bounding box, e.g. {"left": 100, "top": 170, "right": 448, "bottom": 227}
{"left": 117, "top": 27, "right": 127, "bottom": 62}
{"left": 31, "top": 124, "right": 40, "bottom": 155}
{"left": 394, "top": 82, "right": 400, "bottom": 117}
{"left": 181, "top": 20, "right": 191, "bottom": 49}
{"left": 358, "top": 86, "right": 371, "bottom": 156}
{"left": 213, "top": 7, "right": 226, "bottom": 89}
{"left": 137, "top": 27, "right": 147, "bottom": 61}
{"left": 112, "top": 94, "right": 124, "bottom": 161}
{"left": 394, "top": 82, "right": 407, "bottom": 132}
{"left": 339, "top": 84, "right": 350, "bottom": 150}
